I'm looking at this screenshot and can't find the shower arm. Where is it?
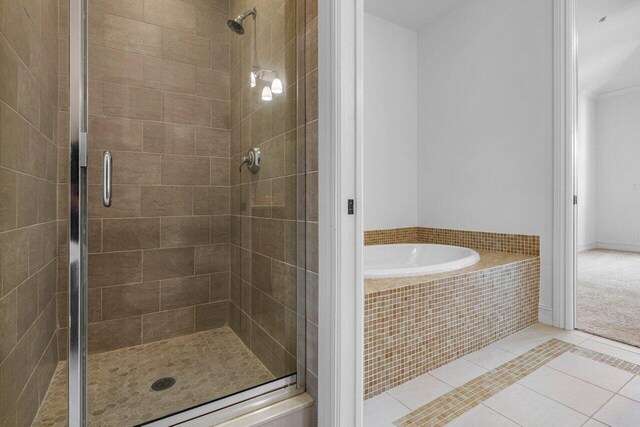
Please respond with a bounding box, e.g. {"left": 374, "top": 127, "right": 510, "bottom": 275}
{"left": 234, "top": 7, "right": 256, "bottom": 23}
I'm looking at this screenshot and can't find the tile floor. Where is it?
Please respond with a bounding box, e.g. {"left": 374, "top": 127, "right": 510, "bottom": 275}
{"left": 33, "top": 327, "right": 274, "bottom": 426}
{"left": 364, "top": 323, "right": 640, "bottom": 427}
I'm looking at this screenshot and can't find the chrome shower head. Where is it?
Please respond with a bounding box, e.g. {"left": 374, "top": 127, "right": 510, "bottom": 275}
{"left": 227, "top": 7, "right": 257, "bottom": 35}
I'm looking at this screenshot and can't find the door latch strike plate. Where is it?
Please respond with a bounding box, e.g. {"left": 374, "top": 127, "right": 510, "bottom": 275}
{"left": 348, "top": 199, "right": 354, "bottom": 215}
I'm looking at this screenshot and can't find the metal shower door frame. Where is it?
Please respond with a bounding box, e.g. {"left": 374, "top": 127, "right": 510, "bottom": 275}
{"left": 68, "top": 0, "right": 88, "bottom": 424}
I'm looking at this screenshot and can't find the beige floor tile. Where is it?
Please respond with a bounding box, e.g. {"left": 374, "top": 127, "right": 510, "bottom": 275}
{"left": 619, "top": 376, "right": 640, "bottom": 402}
{"left": 446, "top": 404, "right": 518, "bottom": 427}
{"left": 551, "top": 330, "right": 591, "bottom": 346}
{"left": 583, "top": 419, "right": 608, "bottom": 427}
{"left": 594, "top": 395, "right": 640, "bottom": 427}
{"left": 518, "top": 366, "right": 613, "bottom": 416}
{"left": 492, "top": 323, "right": 566, "bottom": 355}
{"left": 484, "top": 383, "right": 588, "bottom": 427}
{"left": 546, "top": 352, "right": 634, "bottom": 392}
{"left": 429, "top": 358, "right": 487, "bottom": 388}
{"left": 462, "top": 345, "right": 518, "bottom": 370}
{"left": 363, "top": 393, "right": 411, "bottom": 427}
{"left": 569, "top": 329, "right": 594, "bottom": 339}
{"left": 590, "top": 336, "right": 640, "bottom": 355}
{"left": 580, "top": 339, "right": 640, "bottom": 365}
{"left": 387, "top": 373, "right": 453, "bottom": 410}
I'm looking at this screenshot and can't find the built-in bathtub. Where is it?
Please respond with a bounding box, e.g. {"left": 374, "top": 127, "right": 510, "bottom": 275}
{"left": 363, "top": 227, "right": 541, "bottom": 399}
{"left": 364, "top": 243, "right": 480, "bottom": 278}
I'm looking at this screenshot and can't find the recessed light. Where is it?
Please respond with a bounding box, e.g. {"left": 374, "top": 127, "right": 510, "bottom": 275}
{"left": 599, "top": 16, "right": 607, "bottom": 23}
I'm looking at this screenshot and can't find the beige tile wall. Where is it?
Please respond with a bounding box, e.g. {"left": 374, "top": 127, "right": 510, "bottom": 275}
{"left": 0, "top": 0, "right": 60, "bottom": 424}
{"left": 1, "top": 0, "right": 317, "bottom": 422}
{"left": 56, "top": 0, "right": 233, "bottom": 359}
{"left": 227, "top": 0, "right": 302, "bottom": 379}
{"left": 365, "top": 227, "right": 540, "bottom": 256}
{"left": 303, "top": 0, "right": 318, "bottom": 418}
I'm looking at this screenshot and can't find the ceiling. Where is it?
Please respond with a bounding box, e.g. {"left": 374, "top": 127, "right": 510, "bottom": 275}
{"left": 364, "top": 0, "right": 469, "bottom": 31}
{"left": 578, "top": 0, "right": 640, "bottom": 95}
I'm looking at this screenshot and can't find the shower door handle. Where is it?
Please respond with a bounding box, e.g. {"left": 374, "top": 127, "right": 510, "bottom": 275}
{"left": 103, "top": 151, "right": 112, "bottom": 207}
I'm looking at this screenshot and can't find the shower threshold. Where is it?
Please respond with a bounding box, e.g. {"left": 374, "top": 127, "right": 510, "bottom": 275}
{"left": 33, "top": 327, "right": 275, "bottom": 426}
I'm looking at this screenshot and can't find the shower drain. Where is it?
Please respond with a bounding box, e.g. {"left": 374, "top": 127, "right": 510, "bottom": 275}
{"left": 151, "top": 377, "right": 176, "bottom": 391}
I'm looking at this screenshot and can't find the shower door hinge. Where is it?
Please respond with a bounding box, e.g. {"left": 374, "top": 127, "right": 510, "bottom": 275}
{"left": 79, "top": 131, "right": 88, "bottom": 167}
{"left": 573, "top": 195, "right": 578, "bottom": 205}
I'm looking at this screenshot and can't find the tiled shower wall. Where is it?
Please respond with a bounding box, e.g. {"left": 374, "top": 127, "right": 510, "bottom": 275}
{"left": 56, "top": 0, "right": 233, "bottom": 358}
{"left": 0, "top": 0, "right": 60, "bottom": 424}
{"left": 303, "top": 0, "right": 318, "bottom": 413}
{"left": 226, "top": 0, "right": 318, "bottom": 388}
{"left": 227, "top": 0, "right": 300, "bottom": 378}
{"left": 1, "top": 0, "right": 318, "bottom": 422}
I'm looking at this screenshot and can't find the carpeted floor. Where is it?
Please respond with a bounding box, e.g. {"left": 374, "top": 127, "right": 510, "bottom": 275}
{"left": 577, "top": 249, "right": 640, "bottom": 348}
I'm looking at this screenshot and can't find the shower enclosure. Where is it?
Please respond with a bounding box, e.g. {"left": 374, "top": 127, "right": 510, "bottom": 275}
{"left": 0, "top": 0, "right": 309, "bottom": 424}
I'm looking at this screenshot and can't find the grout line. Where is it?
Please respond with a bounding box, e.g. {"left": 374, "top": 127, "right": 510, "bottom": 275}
{"left": 589, "top": 376, "right": 635, "bottom": 421}
{"left": 517, "top": 378, "right": 605, "bottom": 418}
{"left": 480, "top": 403, "right": 524, "bottom": 427}
{"left": 544, "top": 362, "right": 624, "bottom": 394}
{"left": 385, "top": 392, "right": 413, "bottom": 413}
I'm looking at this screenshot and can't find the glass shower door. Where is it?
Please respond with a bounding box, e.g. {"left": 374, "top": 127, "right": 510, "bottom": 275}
{"left": 60, "top": 0, "right": 306, "bottom": 425}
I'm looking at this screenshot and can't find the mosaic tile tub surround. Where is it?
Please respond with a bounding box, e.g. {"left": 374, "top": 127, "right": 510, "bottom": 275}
{"left": 364, "top": 227, "right": 539, "bottom": 256}
{"left": 363, "top": 228, "right": 540, "bottom": 399}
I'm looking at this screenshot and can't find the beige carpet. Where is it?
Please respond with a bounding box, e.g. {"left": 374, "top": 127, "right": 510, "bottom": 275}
{"left": 577, "top": 249, "right": 640, "bottom": 348}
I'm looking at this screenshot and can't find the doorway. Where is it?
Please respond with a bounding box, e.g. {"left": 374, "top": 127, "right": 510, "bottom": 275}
{"left": 573, "top": 0, "right": 640, "bottom": 347}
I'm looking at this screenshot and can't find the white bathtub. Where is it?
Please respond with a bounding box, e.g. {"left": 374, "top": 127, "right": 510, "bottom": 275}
{"left": 364, "top": 244, "right": 480, "bottom": 278}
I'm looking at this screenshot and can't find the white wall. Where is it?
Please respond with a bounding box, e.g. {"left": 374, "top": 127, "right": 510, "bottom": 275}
{"left": 595, "top": 89, "right": 640, "bottom": 251}
{"left": 363, "top": 12, "right": 418, "bottom": 230}
{"left": 415, "top": 0, "right": 555, "bottom": 317}
{"left": 577, "top": 90, "right": 598, "bottom": 251}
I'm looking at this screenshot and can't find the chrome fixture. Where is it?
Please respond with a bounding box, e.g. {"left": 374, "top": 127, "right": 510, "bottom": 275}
{"left": 68, "top": 0, "right": 89, "bottom": 423}
{"left": 227, "top": 7, "right": 256, "bottom": 34}
{"left": 102, "top": 151, "right": 112, "bottom": 207}
{"left": 239, "top": 147, "right": 261, "bottom": 173}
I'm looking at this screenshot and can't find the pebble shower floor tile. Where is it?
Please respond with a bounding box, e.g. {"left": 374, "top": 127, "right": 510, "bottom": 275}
{"left": 33, "top": 327, "right": 274, "bottom": 426}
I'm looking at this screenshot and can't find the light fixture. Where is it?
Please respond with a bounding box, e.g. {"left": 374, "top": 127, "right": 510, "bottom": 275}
{"left": 271, "top": 77, "right": 283, "bottom": 94}
{"left": 262, "top": 85, "right": 273, "bottom": 101}
{"left": 250, "top": 71, "right": 257, "bottom": 88}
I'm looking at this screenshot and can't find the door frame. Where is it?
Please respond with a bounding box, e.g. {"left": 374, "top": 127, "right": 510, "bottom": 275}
{"left": 318, "top": 0, "right": 364, "bottom": 426}
{"left": 552, "top": 0, "right": 578, "bottom": 331}
{"left": 68, "top": 0, "right": 88, "bottom": 424}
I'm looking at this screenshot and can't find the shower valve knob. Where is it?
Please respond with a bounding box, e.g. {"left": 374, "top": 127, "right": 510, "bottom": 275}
{"left": 239, "top": 147, "right": 261, "bottom": 173}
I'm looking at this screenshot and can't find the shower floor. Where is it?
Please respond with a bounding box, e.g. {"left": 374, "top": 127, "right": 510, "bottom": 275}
{"left": 33, "top": 327, "right": 274, "bottom": 426}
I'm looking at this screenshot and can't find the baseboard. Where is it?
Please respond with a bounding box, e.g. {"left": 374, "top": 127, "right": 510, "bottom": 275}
{"left": 538, "top": 304, "right": 553, "bottom": 325}
{"left": 577, "top": 242, "right": 597, "bottom": 252}
{"left": 595, "top": 241, "right": 640, "bottom": 253}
